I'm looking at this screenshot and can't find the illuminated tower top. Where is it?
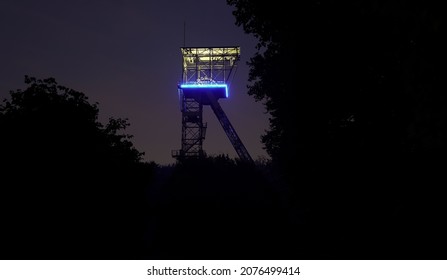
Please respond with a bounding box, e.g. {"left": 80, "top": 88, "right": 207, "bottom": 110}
{"left": 173, "top": 46, "right": 253, "bottom": 162}
{"left": 179, "top": 47, "right": 240, "bottom": 100}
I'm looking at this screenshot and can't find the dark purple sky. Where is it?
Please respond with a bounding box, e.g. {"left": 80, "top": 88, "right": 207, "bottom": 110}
{"left": 0, "top": 0, "right": 269, "bottom": 165}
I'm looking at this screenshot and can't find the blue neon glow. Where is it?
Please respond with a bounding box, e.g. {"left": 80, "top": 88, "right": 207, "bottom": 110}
{"left": 179, "top": 83, "right": 228, "bottom": 98}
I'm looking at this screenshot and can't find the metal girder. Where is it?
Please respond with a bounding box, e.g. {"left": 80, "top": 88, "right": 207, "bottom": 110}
{"left": 173, "top": 46, "right": 253, "bottom": 163}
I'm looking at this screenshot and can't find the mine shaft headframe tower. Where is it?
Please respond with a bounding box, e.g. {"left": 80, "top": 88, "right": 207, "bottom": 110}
{"left": 172, "top": 46, "right": 253, "bottom": 163}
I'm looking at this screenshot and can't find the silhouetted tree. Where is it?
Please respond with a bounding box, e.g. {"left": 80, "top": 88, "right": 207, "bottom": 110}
{"left": 0, "top": 76, "right": 154, "bottom": 259}
{"left": 228, "top": 0, "right": 445, "bottom": 167}
{"left": 143, "top": 155, "right": 289, "bottom": 259}
{"left": 228, "top": 0, "right": 447, "bottom": 258}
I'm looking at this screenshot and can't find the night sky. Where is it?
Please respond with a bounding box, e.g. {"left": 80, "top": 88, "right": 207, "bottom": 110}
{"left": 0, "top": 0, "right": 269, "bottom": 165}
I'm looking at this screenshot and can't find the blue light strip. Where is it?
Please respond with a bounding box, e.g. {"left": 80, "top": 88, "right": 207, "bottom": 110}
{"left": 179, "top": 83, "right": 228, "bottom": 98}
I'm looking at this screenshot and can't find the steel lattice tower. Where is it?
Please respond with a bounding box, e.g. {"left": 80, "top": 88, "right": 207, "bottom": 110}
{"left": 172, "top": 47, "right": 253, "bottom": 162}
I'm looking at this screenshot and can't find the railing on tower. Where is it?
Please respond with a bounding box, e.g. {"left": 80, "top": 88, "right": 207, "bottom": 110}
{"left": 173, "top": 46, "right": 253, "bottom": 163}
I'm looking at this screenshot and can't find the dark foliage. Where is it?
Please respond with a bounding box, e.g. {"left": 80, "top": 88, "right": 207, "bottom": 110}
{"left": 0, "top": 76, "right": 155, "bottom": 259}
{"left": 227, "top": 0, "right": 447, "bottom": 258}
{"left": 143, "top": 155, "right": 289, "bottom": 259}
